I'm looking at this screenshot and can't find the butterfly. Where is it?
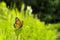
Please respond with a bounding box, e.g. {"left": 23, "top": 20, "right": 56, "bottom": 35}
{"left": 14, "top": 17, "right": 23, "bottom": 29}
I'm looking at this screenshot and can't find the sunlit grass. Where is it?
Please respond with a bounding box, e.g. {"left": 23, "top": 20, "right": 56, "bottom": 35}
{"left": 0, "top": 1, "right": 59, "bottom": 40}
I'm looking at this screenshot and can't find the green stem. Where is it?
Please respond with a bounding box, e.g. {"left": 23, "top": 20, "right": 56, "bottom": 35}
{"left": 16, "top": 35, "right": 18, "bottom": 40}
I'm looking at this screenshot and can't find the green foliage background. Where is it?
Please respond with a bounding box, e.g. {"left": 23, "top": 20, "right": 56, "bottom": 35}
{"left": 0, "top": 2, "right": 60, "bottom": 40}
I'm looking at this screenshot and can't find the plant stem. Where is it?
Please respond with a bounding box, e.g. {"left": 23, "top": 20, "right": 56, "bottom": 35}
{"left": 16, "top": 35, "right": 18, "bottom": 40}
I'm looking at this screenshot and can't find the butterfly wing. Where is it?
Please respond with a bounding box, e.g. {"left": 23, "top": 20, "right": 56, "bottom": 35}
{"left": 14, "top": 17, "right": 23, "bottom": 29}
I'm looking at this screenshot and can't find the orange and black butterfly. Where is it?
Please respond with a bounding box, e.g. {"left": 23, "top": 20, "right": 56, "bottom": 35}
{"left": 14, "top": 17, "right": 23, "bottom": 29}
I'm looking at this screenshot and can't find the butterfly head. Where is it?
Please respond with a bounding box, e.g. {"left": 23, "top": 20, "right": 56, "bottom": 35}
{"left": 15, "top": 17, "right": 20, "bottom": 21}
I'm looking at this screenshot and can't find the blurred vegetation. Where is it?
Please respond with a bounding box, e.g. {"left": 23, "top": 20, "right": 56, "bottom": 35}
{"left": 0, "top": 1, "right": 60, "bottom": 40}
{"left": 0, "top": 0, "right": 60, "bottom": 24}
